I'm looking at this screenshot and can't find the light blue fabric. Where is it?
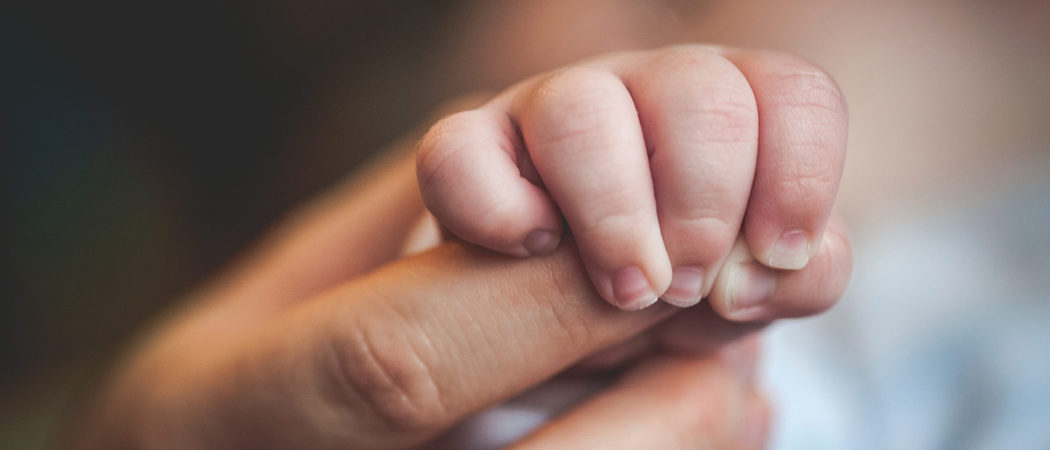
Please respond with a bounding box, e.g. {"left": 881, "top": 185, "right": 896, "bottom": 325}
{"left": 765, "top": 181, "right": 1050, "bottom": 450}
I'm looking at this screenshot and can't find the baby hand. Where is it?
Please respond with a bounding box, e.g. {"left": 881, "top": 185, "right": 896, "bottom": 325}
{"left": 417, "top": 45, "right": 847, "bottom": 311}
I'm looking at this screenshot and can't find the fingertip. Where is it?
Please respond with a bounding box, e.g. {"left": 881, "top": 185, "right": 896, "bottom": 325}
{"left": 713, "top": 216, "right": 852, "bottom": 322}
{"left": 759, "top": 228, "right": 818, "bottom": 270}
{"left": 721, "top": 262, "right": 777, "bottom": 322}
{"left": 660, "top": 266, "right": 705, "bottom": 308}
{"left": 416, "top": 108, "right": 565, "bottom": 259}
{"left": 522, "top": 228, "right": 562, "bottom": 256}
{"left": 610, "top": 266, "right": 660, "bottom": 311}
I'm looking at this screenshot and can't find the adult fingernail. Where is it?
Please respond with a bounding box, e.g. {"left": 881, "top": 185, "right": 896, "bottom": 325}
{"left": 611, "top": 266, "right": 658, "bottom": 311}
{"left": 661, "top": 266, "right": 704, "bottom": 307}
{"left": 766, "top": 228, "right": 812, "bottom": 270}
{"left": 523, "top": 229, "right": 560, "bottom": 255}
{"left": 726, "top": 264, "right": 776, "bottom": 318}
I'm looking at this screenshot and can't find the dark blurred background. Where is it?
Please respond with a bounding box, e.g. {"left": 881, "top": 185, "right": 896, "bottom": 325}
{"left": 3, "top": 2, "right": 471, "bottom": 445}
{"left": 5, "top": 0, "right": 1048, "bottom": 447}
{"left": 3, "top": 1, "right": 688, "bottom": 443}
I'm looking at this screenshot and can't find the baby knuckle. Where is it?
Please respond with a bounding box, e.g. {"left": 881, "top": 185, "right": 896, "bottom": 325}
{"left": 574, "top": 207, "right": 645, "bottom": 240}
{"left": 651, "top": 44, "right": 722, "bottom": 68}
{"left": 775, "top": 170, "right": 837, "bottom": 205}
{"left": 472, "top": 196, "right": 523, "bottom": 239}
{"left": 525, "top": 67, "right": 627, "bottom": 145}
{"left": 646, "top": 49, "right": 758, "bottom": 145}
{"left": 536, "top": 66, "right": 622, "bottom": 101}
{"left": 673, "top": 215, "right": 739, "bottom": 254}
{"left": 647, "top": 45, "right": 741, "bottom": 84}
{"left": 766, "top": 62, "right": 847, "bottom": 120}
{"left": 416, "top": 110, "right": 486, "bottom": 190}
{"left": 688, "top": 95, "right": 759, "bottom": 145}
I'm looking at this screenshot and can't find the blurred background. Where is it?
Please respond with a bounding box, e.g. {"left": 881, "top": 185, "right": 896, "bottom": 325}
{"left": 4, "top": 2, "right": 467, "bottom": 446}
{"left": 3, "top": 0, "right": 1048, "bottom": 448}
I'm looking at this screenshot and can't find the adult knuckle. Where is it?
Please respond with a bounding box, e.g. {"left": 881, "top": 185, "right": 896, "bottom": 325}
{"left": 328, "top": 309, "right": 448, "bottom": 434}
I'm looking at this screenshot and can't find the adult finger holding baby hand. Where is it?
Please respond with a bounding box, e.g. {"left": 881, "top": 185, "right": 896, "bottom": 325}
{"left": 417, "top": 45, "right": 848, "bottom": 312}
{"left": 76, "top": 44, "right": 851, "bottom": 444}
{"left": 74, "top": 154, "right": 765, "bottom": 449}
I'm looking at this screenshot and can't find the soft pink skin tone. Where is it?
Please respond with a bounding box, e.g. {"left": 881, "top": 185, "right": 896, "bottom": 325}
{"left": 418, "top": 45, "right": 848, "bottom": 311}
{"left": 74, "top": 153, "right": 781, "bottom": 449}
{"left": 75, "top": 45, "right": 854, "bottom": 450}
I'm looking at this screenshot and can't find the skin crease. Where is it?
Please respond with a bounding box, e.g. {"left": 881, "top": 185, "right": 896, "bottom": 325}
{"left": 413, "top": 39, "right": 854, "bottom": 446}
{"left": 71, "top": 148, "right": 807, "bottom": 449}
{"left": 66, "top": 7, "right": 808, "bottom": 450}
{"left": 410, "top": 0, "right": 1048, "bottom": 445}
{"left": 418, "top": 46, "right": 848, "bottom": 311}
{"left": 442, "top": 0, "right": 1050, "bottom": 220}
{"left": 82, "top": 3, "right": 855, "bottom": 446}
{"left": 89, "top": 0, "right": 1050, "bottom": 445}
{"left": 73, "top": 97, "right": 850, "bottom": 448}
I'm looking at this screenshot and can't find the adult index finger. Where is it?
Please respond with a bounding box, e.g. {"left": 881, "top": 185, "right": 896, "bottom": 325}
{"left": 203, "top": 241, "right": 674, "bottom": 449}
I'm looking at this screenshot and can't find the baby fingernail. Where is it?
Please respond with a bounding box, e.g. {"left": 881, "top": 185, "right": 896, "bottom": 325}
{"left": 523, "top": 229, "right": 560, "bottom": 255}
{"left": 611, "top": 266, "right": 658, "bottom": 311}
{"left": 726, "top": 264, "right": 776, "bottom": 317}
{"left": 766, "top": 228, "right": 812, "bottom": 270}
{"left": 661, "top": 266, "right": 704, "bottom": 307}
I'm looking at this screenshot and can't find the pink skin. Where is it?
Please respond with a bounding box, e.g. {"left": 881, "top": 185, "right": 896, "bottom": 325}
{"left": 417, "top": 45, "right": 847, "bottom": 311}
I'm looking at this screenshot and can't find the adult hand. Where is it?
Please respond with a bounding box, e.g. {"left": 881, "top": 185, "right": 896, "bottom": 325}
{"left": 74, "top": 131, "right": 847, "bottom": 450}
